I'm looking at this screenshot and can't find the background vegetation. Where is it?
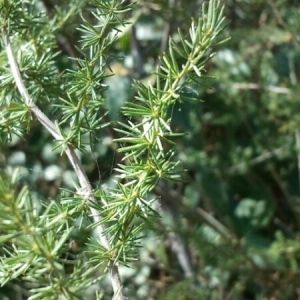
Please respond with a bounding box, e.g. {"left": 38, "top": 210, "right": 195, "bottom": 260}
{"left": 1, "top": 0, "right": 300, "bottom": 299}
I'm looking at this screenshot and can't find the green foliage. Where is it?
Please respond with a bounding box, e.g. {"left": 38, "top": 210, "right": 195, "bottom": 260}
{"left": 0, "top": 0, "right": 227, "bottom": 299}
{"left": 2, "top": 0, "right": 300, "bottom": 299}
{"left": 0, "top": 171, "right": 96, "bottom": 299}
{"left": 158, "top": 279, "right": 210, "bottom": 300}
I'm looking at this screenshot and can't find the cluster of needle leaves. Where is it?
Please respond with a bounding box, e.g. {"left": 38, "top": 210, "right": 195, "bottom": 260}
{"left": 94, "top": 0, "right": 227, "bottom": 265}
{"left": 0, "top": 0, "right": 227, "bottom": 299}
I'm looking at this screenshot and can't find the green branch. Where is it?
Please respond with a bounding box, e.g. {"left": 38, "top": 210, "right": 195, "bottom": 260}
{"left": 1, "top": 22, "right": 125, "bottom": 300}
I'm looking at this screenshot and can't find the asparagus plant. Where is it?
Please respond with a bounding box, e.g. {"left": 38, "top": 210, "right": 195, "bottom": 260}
{"left": 0, "top": 0, "right": 227, "bottom": 299}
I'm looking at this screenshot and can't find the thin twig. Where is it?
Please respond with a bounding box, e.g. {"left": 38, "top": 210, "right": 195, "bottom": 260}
{"left": 232, "top": 82, "right": 291, "bottom": 94}
{"left": 155, "top": 181, "right": 239, "bottom": 276}
{"left": 267, "top": 0, "right": 286, "bottom": 28}
{"left": 196, "top": 207, "right": 236, "bottom": 240}
{"left": 208, "top": 82, "right": 291, "bottom": 95}
{"left": 2, "top": 27, "right": 124, "bottom": 300}
{"left": 41, "top": 0, "right": 80, "bottom": 59}
{"left": 228, "top": 147, "right": 283, "bottom": 174}
{"left": 155, "top": 184, "right": 236, "bottom": 240}
{"left": 155, "top": 183, "right": 195, "bottom": 277}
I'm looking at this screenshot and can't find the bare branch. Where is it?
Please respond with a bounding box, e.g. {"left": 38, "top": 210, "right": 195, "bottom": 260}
{"left": 196, "top": 207, "right": 236, "bottom": 240}
{"left": 231, "top": 82, "right": 291, "bottom": 94}
{"left": 207, "top": 82, "right": 291, "bottom": 95}
{"left": 228, "top": 148, "right": 283, "bottom": 174}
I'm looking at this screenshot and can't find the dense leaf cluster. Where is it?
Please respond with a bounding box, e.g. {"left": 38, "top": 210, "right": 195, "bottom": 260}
{"left": 0, "top": 0, "right": 227, "bottom": 299}
{"left": 2, "top": 0, "right": 300, "bottom": 299}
